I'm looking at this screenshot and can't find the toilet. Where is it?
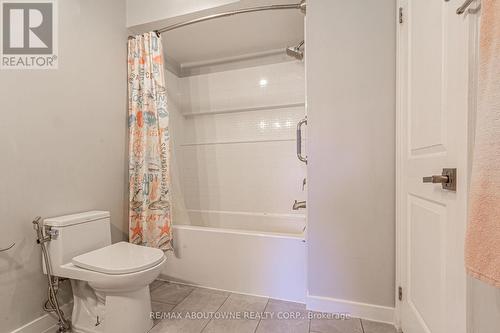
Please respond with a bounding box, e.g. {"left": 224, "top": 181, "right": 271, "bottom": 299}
{"left": 42, "top": 211, "right": 166, "bottom": 333}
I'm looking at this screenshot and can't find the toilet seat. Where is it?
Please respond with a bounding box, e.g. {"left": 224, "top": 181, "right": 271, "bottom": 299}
{"left": 72, "top": 241, "right": 165, "bottom": 275}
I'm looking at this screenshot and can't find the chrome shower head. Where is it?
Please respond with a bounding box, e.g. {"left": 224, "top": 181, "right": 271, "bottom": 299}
{"left": 286, "top": 40, "right": 305, "bottom": 60}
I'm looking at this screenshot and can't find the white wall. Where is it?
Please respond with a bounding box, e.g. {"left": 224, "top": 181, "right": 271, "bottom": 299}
{"left": 306, "top": 0, "right": 396, "bottom": 310}
{"left": 169, "top": 61, "right": 306, "bottom": 234}
{"left": 469, "top": 278, "right": 500, "bottom": 333}
{"left": 0, "top": 0, "right": 127, "bottom": 331}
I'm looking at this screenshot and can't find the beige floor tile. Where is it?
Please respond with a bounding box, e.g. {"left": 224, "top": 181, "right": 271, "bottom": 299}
{"left": 203, "top": 318, "right": 261, "bottom": 333}
{"left": 150, "top": 287, "right": 229, "bottom": 333}
{"left": 310, "top": 313, "right": 363, "bottom": 333}
{"left": 149, "top": 315, "right": 207, "bottom": 333}
{"left": 151, "top": 282, "right": 194, "bottom": 305}
{"left": 174, "top": 288, "right": 230, "bottom": 312}
{"left": 151, "top": 302, "right": 176, "bottom": 325}
{"left": 202, "top": 293, "right": 268, "bottom": 333}
{"left": 255, "top": 298, "right": 309, "bottom": 333}
{"left": 150, "top": 279, "right": 167, "bottom": 292}
{"left": 361, "top": 319, "right": 397, "bottom": 333}
{"left": 255, "top": 317, "right": 309, "bottom": 333}
{"left": 265, "top": 298, "right": 307, "bottom": 313}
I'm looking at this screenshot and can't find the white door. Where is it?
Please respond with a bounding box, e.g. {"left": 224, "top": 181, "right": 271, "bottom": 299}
{"left": 397, "top": 0, "right": 474, "bottom": 332}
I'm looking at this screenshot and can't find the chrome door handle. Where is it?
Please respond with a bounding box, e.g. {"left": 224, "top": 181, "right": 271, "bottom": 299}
{"left": 297, "top": 117, "right": 307, "bottom": 164}
{"left": 423, "top": 168, "right": 457, "bottom": 191}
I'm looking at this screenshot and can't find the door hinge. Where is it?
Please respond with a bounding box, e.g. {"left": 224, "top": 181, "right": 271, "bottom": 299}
{"left": 399, "top": 7, "right": 404, "bottom": 24}
{"left": 398, "top": 286, "right": 403, "bottom": 301}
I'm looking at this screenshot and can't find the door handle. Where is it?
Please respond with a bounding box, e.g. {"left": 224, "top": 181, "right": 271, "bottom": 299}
{"left": 423, "top": 168, "right": 457, "bottom": 191}
{"left": 297, "top": 117, "right": 307, "bottom": 164}
{"left": 423, "top": 175, "right": 449, "bottom": 183}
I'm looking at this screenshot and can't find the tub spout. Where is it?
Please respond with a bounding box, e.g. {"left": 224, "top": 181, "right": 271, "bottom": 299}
{"left": 292, "top": 200, "right": 306, "bottom": 210}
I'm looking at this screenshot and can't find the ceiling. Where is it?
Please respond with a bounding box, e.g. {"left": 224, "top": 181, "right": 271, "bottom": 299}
{"left": 129, "top": 0, "right": 304, "bottom": 69}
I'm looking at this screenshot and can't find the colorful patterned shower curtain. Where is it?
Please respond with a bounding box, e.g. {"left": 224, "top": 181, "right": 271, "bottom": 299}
{"left": 127, "top": 32, "right": 172, "bottom": 251}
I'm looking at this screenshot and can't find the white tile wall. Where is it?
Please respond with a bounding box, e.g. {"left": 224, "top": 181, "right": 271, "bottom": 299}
{"left": 168, "top": 61, "right": 306, "bottom": 234}
{"left": 166, "top": 70, "right": 190, "bottom": 226}
{"left": 180, "top": 141, "right": 306, "bottom": 213}
{"left": 182, "top": 106, "right": 304, "bottom": 145}
{"left": 179, "top": 61, "right": 305, "bottom": 114}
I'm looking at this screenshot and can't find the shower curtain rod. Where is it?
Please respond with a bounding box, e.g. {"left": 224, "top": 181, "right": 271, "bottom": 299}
{"left": 129, "top": 1, "right": 306, "bottom": 38}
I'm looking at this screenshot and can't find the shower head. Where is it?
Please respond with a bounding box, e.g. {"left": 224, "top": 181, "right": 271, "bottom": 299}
{"left": 286, "top": 40, "right": 305, "bottom": 60}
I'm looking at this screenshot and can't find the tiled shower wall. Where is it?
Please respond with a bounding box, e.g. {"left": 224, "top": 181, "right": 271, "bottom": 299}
{"left": 167, "top": 61, "right": 306, "bottom": 234}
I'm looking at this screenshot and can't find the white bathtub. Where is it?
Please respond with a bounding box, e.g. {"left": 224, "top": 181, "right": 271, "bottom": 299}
{"left": 161, "top": 211, "right": 307, "bottom": 302}
{"left": 181, "top": 209, "right": 305, "bottom": 234}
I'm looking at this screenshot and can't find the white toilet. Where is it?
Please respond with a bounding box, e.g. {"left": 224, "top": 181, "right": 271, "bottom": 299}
{"left": 42, "top": 211, "right": 166, "bottom": 333}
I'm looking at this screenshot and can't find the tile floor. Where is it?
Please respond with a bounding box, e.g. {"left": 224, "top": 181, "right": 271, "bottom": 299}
{"left": 149, "top": 280, "right": 397, "bottom": 333}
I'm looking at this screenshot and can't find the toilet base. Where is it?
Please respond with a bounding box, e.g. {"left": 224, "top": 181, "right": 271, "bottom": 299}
{"left": 71, "top": 280, "right": 154, "bottom": 333}
{"left": 102, "top": 287, "right": 154, "bottom": 333}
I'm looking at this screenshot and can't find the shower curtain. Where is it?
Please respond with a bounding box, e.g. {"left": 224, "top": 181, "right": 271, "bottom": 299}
{"left": 127, "top": 32, "right": 172, "bottom": 251}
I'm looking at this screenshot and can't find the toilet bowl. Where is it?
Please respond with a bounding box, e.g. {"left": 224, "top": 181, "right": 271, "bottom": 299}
{"left": 42, "top": 211, "right": 166, "bottom": 333}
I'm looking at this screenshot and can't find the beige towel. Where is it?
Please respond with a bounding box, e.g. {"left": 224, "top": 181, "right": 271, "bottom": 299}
{"left": 465, "top": 0, "right": 500, "bottom": 288}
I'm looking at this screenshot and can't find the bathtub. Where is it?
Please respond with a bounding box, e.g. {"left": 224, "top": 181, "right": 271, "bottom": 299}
{"left": 160, "top": 210, "right": 307, "bottom": 302}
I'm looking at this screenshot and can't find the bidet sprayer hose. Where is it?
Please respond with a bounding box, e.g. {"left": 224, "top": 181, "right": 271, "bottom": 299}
{"left": 33, "top": 216, "right": 71, "bottom": 332}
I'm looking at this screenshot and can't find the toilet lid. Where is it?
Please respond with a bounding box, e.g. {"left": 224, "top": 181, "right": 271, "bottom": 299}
{"left": 72, "top": 242, "right": 165, "bottom": 275}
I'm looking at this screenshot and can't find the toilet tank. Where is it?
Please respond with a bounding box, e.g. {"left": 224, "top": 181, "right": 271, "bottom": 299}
{"left": 43, "top": 211, "right": 112, "bottom": 275}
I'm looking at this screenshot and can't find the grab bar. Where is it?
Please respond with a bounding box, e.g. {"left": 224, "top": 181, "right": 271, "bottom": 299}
{"left": 297, "top": 117, "right": 307, "bottom": 164}
{"left": 0, "top": 242, "right": 15, "bottom": 253}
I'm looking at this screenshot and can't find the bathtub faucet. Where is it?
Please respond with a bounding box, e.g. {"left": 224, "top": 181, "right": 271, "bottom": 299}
{"left": 292, "top": 200, "right": 306, "bottom": 210}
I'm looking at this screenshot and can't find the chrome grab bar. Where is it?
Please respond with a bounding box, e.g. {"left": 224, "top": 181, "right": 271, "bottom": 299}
{"left": 0, "top": 242, "right": 15, "bottom": 253}
{"left": 297, "top": 117, "right": 307, "bottom": 164}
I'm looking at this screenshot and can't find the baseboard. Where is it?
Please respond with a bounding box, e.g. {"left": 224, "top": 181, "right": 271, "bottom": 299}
{"left": 10, "top": 302, "right": 72, "bottom": 333}
{"left": 306, "top": 294, "right": 395, "bottom": 325}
